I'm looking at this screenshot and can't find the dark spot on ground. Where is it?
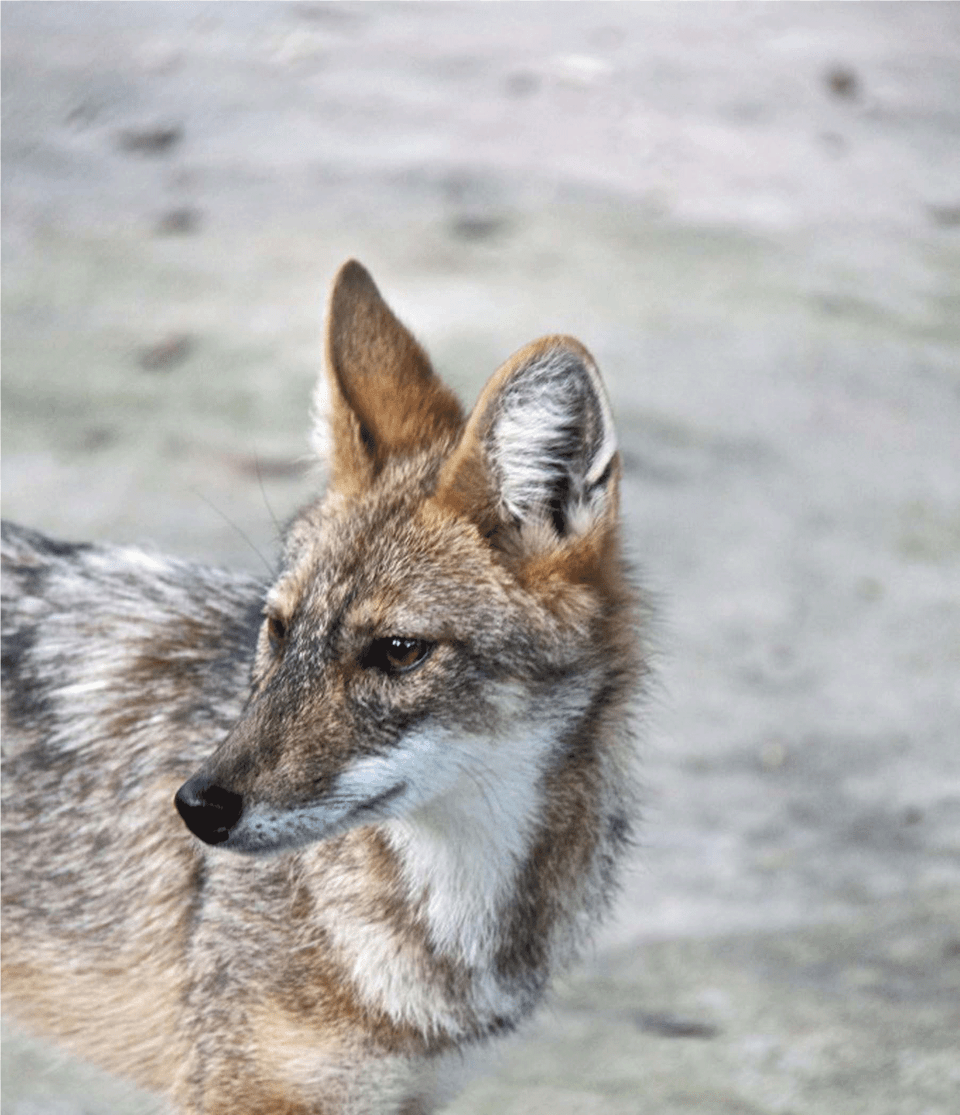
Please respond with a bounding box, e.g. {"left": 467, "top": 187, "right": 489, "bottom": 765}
{"left": 156, "top": 207, "right": 202, "bottom": 235}
{"left": 449, "top": 214, "right": 510, "bottom": 242}
{"left": 635, "top": 1011, "right": 720, "bottom": 1039}
{"left": 82, "top": 426, "right": 117, "bottom": 452}
{"left": 228, "top": 454, "right": 306, "bottom": 481}
{"left": 504, "top": 71, "right": 540, "bottom": 98}
{"left": 928, "top": 204, "right": 960, "bottom": 228}
{"left": 824, "top": 65, "right": 859, "bottom": 100}
{"left": 138, "top": 333, "right": 194, "bottom": 372}
{"left": 117, "top": 124, "right": 183, "bottom": 155}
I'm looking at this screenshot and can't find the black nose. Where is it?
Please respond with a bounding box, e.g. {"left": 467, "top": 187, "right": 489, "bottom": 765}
{"left": 175, "top": 773, "right": 243, "bottom": 846}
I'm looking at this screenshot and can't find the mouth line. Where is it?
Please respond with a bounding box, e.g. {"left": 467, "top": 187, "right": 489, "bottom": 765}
{"left": 347, "top": 781, "right": 407, "bottom": 820}
{"left": 222, "top": 782, "right": 410, "bottom": 857}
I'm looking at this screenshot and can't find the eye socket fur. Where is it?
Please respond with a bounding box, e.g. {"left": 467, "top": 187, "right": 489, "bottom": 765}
{"left": 362, "top": 637, "right": 434, "bottom": 676}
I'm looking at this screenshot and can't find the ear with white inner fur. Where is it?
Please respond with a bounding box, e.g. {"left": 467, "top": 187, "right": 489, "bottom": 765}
{"left": 438, "top": 336, "right": 619, "bottom": 541}
{"left": 312, "top": 260, "right": 463, "bottom": 493}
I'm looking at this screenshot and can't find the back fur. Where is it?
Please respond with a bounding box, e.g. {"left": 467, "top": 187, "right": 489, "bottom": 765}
{"left": 1, "top": 261, "right": 647, "bottom": 1115}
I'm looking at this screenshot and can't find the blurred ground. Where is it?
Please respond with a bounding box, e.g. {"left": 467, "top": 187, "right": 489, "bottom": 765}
{"left": 2, "top": 3, "right": 960, "bottom": 1113}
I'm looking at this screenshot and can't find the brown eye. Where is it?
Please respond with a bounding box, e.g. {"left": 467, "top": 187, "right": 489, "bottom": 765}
{"left": 265, "top": 613, "right": 287, "bottom": 655}
{"left": 363, "top": 637, "right": 433, "bottom": 676}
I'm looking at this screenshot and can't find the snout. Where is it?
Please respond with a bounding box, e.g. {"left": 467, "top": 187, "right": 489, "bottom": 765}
{"left": 174, "top": 773, "right": 243, "bottom": 846}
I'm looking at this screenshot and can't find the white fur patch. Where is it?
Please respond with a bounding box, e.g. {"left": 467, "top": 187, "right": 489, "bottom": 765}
{"left": 333, "top": 684, "right": 593, "bottom": 1033}
{"left": 330, "top": 715, "right": 554, "bottom": 1033}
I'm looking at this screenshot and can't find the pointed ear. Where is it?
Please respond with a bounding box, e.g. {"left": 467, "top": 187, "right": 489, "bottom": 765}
{"left": 312, "top": 261, "right": 463, "bottom": 492}
{"left": 437, "top": 336, "right": 619, "bottom": 544}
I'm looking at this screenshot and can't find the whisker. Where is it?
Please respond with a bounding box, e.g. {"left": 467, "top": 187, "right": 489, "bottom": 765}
{"left": 190, "top": 488, "right": 275, "bottom": 577}
{"left": 253, "top": 452, "right": 284, "bottom": 546}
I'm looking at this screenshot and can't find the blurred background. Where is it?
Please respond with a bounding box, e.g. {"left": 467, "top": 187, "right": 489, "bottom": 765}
{"left": 2, "top": 4, "right": 959, "bottom": 1113}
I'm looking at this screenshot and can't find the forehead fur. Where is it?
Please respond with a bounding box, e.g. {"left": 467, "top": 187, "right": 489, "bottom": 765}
{"left": 272, "top": 452, "right": 607, "bottom": 659}
{"left": 279, "top": 454, "right": 502, "bottom": 607}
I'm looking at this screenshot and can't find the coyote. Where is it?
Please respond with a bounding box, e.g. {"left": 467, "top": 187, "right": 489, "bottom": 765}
{"left": 2, "top": 261, "right": 645, "bottom": 1114}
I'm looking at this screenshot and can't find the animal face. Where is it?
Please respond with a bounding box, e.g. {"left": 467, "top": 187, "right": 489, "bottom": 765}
{"left": 175, "top": 262, "right": 625, "bottom": 855}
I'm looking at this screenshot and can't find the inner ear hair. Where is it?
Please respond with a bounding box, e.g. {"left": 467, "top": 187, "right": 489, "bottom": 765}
{"left": 484, "top": 337, "right": 618, "bottom": 537}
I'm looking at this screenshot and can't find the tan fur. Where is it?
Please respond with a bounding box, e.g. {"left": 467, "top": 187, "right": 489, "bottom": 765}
{"left": 324, "top": 260, "right": 463, "bottom": 492}
{"left": 2, "top": 261, "right": 646, "bottom": 1113}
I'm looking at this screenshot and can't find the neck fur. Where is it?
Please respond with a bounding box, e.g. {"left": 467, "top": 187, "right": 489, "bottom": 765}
{"left": 384, "top": 756, "right": 544, "bottom": 968}
{"left": 317, "top": 720, "right": 564, "bottom": 1041}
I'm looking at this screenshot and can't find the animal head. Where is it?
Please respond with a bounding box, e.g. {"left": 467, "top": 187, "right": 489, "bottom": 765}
{"left": 175, "top": 261, "right": 631, "bottom": 854}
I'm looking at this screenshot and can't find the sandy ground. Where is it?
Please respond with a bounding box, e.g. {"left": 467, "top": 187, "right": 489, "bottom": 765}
{"left": 2, "top": 3, "right": 960, "bottom": 1113}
